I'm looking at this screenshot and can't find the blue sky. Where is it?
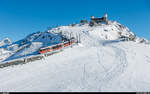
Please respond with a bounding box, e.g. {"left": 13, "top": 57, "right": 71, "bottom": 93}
{"left": 0, "top": 0, "right": 150, "bottom": 42}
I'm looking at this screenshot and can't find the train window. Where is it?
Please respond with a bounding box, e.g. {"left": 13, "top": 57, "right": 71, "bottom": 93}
{"left": 58, "top": 45, "right": 61, "bottom": 47}
{"left": 40, "top": 49, "right": 44, "bottom": 51}
{"left": 45, "top": 48, "right": 48, "bottom": 50}
{"left": 52, "top": 45, "right": 61, "bottom": 49}
{"left": 52, "top": 46, "right": 57, "bottom": 49}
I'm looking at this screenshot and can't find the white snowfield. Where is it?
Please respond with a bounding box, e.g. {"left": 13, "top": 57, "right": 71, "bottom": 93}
{"left": 0, "top": 21, "right": 150, "bottom": 92}
{"left": 0, "top": 38, "right": 11, "bottom": 47}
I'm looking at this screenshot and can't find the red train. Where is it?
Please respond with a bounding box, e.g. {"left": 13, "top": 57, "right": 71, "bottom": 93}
{"left": 38, "top": 39, "right": 75, "bottom": 54}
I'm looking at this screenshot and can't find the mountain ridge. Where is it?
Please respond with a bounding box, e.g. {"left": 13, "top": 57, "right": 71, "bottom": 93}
{"left": 0, "top": 16, "right": 150, "bottom": 92}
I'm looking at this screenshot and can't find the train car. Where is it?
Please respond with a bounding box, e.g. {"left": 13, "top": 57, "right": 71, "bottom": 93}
{"left": 38, "top": 39, "right": 75, "bottom": 54}
{"left": 38, "top": 47, "right": 52, "bottom": 54}
{"left": 63, "top": 39, "right": 75, "bottom": 47}
{"left": 39, "top": 43, "right": 63, "bottom": 54}
{"left": 64, "top": 41, "right": 70, "bottom": 47}
{"left": 52, "top": 43, "right": 63, "bottom": 51}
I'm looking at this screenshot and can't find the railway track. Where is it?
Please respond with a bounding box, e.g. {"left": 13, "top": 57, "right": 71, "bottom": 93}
{"left": 0, "top": 43, "right": 75, "bottom": 69}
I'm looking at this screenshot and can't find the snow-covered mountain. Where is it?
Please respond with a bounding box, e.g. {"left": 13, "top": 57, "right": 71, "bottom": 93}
{"left": 0, "top": 18, "right": 150, "bottom": 92}
{"left": 0, "top": 38, "right": 12, "bottom": 62}
{"left": 0, "top": 37, "right": 11, "bottom": 47}
{"left": 1, "top": 31, "right": 62, "bottom": 61}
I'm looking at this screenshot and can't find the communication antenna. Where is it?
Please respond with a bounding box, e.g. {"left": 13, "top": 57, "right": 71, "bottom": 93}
{"left": 104, "top": 13, "right": 108, "bottom": 19}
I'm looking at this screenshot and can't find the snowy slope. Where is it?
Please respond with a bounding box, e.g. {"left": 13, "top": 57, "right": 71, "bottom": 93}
{"left": 5, "top": 42, "right": 43, "bottom": 61}
{"left": 0, "top": 48, "right": 11, "bottom": 62}
{"left": 50, "top": 21, "right": 133, "bottom": 40}
{"left": 0, "top": 38, "right": 11, "bottom": 47}
{"left": 0, "top": 41, "right": 150, "bottom": 92}
{"left": 1, "top": 31, "right": 62, "bottom": 62}
{"left": 0, "top": 38, "right": 12, "bottom": 62}
{"left": 0, "top": 21, "right": 150, "bottom": 92}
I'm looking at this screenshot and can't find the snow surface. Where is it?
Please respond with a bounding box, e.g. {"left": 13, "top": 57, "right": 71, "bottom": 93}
{"left": 0, "top": 31, "right": 62, "bottom": 62}
{"left": 0, "top": 38, "right": 11, "bottom": 47}
{"left": 0, "top": 21, "right": 150, "bottom": 92}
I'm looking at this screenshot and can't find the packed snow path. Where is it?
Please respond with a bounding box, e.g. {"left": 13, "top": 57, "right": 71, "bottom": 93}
{"left": 79, "top": 33, "right": 128, "bottom": 91}
{"left": 98, "top": 41, "right": 128, "bottom": 90}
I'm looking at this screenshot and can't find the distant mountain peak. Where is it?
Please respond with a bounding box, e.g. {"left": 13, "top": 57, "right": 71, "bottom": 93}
{"left": 0, "top": 37, "right": 12, "bottom": 47}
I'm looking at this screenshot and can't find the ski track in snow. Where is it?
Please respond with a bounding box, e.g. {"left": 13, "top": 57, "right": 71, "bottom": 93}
{"left": 99, "top": 43, "right": 128, "bottom": 90}
{"left": 80, "top": 33, "right": 128, "bottom": 91}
